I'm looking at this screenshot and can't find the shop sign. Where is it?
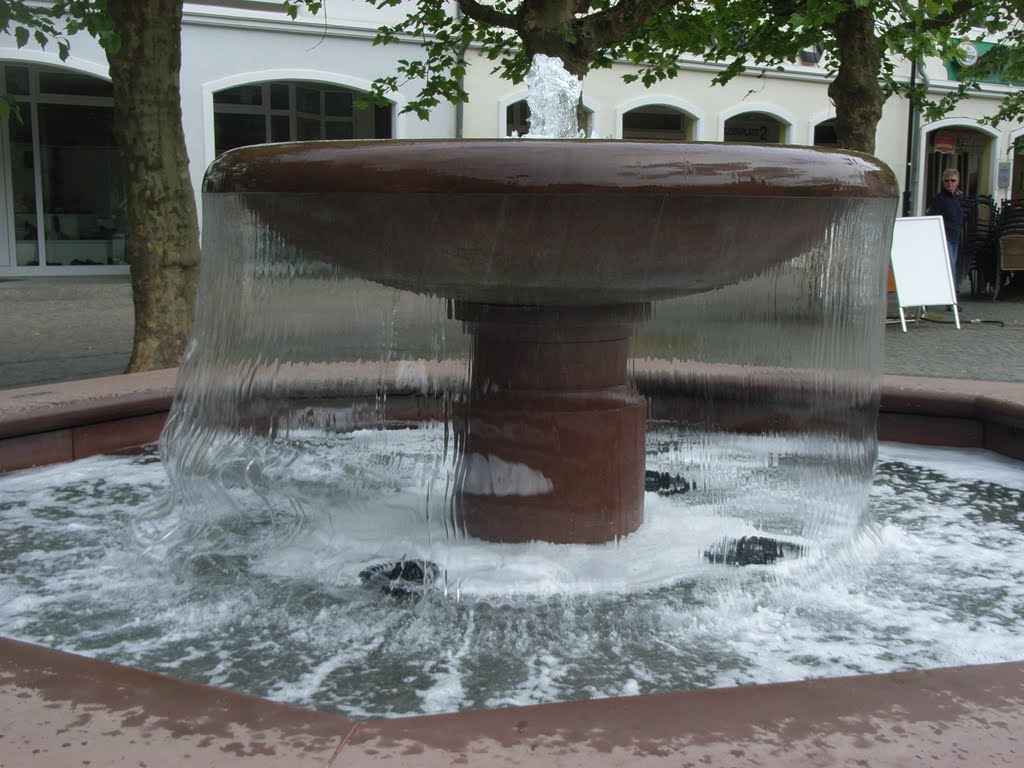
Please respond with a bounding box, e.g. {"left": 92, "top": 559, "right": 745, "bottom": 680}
{"left": 944, "top": 41, "right": 1024, "bottom": 86}
{"left": 999, "top": 161, "right": 1011, "bottom": 188}
{"left": 932, "top": 130, "right": 987, "bottom": 154}
{"left": 933, "top": 132, "right": 956, "bottom": 153}
{"left": 956, "top": 42, "right": 980, "bottom": 67}
{"left": 724, "top": 118, "right": 781, "bottom": 143}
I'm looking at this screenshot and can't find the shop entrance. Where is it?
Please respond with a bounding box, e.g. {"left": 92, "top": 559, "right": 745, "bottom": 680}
{"left": 621, "top": 105, "right": 693, "bottom": 140}
{"left": 925, "top": 127, "right": 991, "bottom": 201}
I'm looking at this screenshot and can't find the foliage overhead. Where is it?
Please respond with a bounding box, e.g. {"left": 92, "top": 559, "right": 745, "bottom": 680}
{"left": 0, "top": 0, "right": 118, "bottom": 118}
{"left": 686, "top": 0, "right": 1024, "bottom": 125}
{"left": 0, "top": 1, "right": 118, "bottom": 57}
{"left": 284, "top": 0, "right": 712, "bottom": 119}
{"left": 284, "top": 0, "right": 1024, "bottom": 146}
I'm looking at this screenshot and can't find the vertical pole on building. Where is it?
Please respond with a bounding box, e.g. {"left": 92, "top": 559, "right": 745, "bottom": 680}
{"left": 902, "top": 60, "right": 919, "bottom": 217}
{"left": 454, "top": 9, "right": 467, "bottom": 139}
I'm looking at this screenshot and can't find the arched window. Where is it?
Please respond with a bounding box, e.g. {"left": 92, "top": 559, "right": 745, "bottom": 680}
{"left": 1, "top": 64, "right": 125, "bottom": 270}
{"left": 621, "top": 105, "right": 690, "bottom": 140}
{"left": 723, "top": 111, "right": 786, "bottom": 144}
{"left": 813, "top": 119, "right": 838, "bottom": 147}
{"left": 213, "top": 80, "right": 392, "bottom": 157}
{"left": 505, "top": 99, "right": 593, "bottom": 137}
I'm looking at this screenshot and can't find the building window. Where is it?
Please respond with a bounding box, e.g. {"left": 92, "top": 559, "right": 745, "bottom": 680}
{"left": 213, "top": 81, "right": 392, "bottom": 156}
{"left": 723, "top": 112, "right": 785, "bottom": 143}
{"left": 813, "top": 120, "right": 838, "bottom": 147}
{"left": 1012, "top": 137, "right": 1024, "bottom": 199}
{"left": 1, "top": 64, "right": 125, "bottom": 270}
{"left": 621, "top": 105, "right": 690, "bottom": 140}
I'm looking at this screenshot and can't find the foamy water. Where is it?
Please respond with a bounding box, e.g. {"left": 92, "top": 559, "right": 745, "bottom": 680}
{"left": 2, "top": 441, "right": 1022, "bottom": 719}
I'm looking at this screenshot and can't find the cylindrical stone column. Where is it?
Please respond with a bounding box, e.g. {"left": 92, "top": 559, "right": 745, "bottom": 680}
{"left": 454, "top": 303, "right": 647, "bottom": 543}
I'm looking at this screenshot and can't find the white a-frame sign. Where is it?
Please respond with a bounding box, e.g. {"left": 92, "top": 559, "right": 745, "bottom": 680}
{"left": 889, "top": 215, "right": 961, "bottom": 333}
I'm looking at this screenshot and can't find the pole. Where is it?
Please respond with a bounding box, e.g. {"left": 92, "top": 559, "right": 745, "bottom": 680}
{"left": 902, "top": 60, "right": 918, "bottom": 217}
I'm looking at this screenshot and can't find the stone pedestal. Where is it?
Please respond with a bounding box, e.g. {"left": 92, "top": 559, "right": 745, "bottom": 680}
{"left": 454, "top": 303, "right": 646, "bottom": 543}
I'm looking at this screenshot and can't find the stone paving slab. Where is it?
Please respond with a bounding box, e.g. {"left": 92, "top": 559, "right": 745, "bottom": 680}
{"left": 3, "top": 636, "right": 1022, "bottom": 768}
{"left": 884, "top": 295, "right": 1024, "bottom": 382}
{"left": 0, "top": 277, "right": 133, "bottom": 390}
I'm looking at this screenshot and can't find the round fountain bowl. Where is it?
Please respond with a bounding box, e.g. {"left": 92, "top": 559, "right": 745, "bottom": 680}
{"left": 203, "top": 139, "right": 897, "bottom": 306}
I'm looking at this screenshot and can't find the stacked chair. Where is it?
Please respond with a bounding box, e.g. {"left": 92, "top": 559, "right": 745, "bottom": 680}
{"left": 993, "top": 199, "right": 1024, "bottom": 300}
{"left": 962, "top": 195, "right": 997, "bottom": 296}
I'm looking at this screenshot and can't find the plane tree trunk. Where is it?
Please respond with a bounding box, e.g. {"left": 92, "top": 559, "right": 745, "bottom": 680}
{"left": 828, "top": 5, "right": 884, "bottom": 154}
{"left": 106, "top": 0, "right": 200, "bottom": 371}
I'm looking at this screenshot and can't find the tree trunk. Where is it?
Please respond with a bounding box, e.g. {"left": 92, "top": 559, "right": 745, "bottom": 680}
{"left": 106, "top": 0, "right": 200, "bottom": 372}
{"left": 827, "top": 5, "right": 884, "bottom": 155}
{"left": 519, "top": 0, "right": 590, "bottom": 77}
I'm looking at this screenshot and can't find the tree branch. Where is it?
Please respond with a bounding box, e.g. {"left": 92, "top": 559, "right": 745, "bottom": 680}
{"left": 895, "top": 0, "right": 977, "bottom": 35}
{"left": 457, "top": 0, "right": 518, "bottom": 30}
{"left": 576, "top": 0, "right": 684, "bottom": 54}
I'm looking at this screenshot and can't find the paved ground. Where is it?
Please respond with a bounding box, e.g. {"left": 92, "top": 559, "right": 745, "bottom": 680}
{"left": 0, "top": 277, "right": 133, "bottom": 390}
{"left": 2, "top": 276, "right": 1024, "bottom": 391}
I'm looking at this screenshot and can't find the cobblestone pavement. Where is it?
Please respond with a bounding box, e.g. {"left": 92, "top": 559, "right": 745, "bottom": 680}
{"left": 884, "top": 293, "right": 1024, "bottom": 383}
{"left": 0, "top": 277, "right": 133, "bottom": 390}
{"left": 1, "top": 276, "right": 1023, "bottom": 391}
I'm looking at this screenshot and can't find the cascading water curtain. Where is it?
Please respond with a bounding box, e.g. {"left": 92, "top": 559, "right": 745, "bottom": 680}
{"left": 155, "top": 192, "right": 470, "bottom": 574}
{"left": 637, "top": 194, "right": 894, "bottom": 575}
{"left": 156, "top": 152, "right": 895, "bottom": 596}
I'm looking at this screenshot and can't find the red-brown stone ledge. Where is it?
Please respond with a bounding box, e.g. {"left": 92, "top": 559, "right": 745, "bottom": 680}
{"left": 878, "top": 374, "right": 1024, "bottom": 458}
{"left": 5, "top": 367, "right": 1024, "bottom": 440}
{"left": 2, "top": 370, "right": 1024, "bottom": 764}
{"left": 0, "top": 636, "right": 354, "bottom": 767}
{"left": 2, "top": 635, "right": 1022, "bottom": 767}
{"left": 881, "top": 373, "right": 1024, "bottom": 424}
{"left": 4, "top": 366, "right": 1024, "bottom": 471}
{"left": 0, "top": 368, "right": 176, "bottom": 472}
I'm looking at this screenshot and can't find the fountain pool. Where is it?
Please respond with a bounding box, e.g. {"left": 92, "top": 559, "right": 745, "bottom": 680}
{"left": 2, "top": 130, "right": 1023, "bottom": 760}
{"left": 2, "top": 438, "right": 1023, "bottom": 719}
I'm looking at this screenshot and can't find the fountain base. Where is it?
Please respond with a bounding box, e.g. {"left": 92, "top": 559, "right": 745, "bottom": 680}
{"left": 457, "top": 391, "right": 646, "bottom": 543}
{"left": 455, "top": 303, "right": 646, "bottom": 543}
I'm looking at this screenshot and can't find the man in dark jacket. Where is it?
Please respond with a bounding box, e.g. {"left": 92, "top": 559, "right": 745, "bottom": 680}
{"left": 927, "top": 168, "right": 964, "bottom": 282}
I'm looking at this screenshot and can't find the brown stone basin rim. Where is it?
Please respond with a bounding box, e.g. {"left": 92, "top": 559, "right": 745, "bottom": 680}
{"left": 204, "top": 139, "right": 897, "bottom": 197}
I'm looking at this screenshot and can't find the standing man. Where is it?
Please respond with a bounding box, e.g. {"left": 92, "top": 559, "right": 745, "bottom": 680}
{"left": 927, "top": 168, "right": 964, "bottom": 285}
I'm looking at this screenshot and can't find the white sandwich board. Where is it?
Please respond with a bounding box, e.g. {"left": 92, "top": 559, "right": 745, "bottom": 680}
{"left": 889, "top": 215, "right": 961, "bottom": 332}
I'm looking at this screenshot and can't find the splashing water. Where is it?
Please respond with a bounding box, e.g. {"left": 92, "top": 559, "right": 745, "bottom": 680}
{"left": 2, "top": 442, "right": 1023, "bottom": 719}
{"left": 522, "top": 54, "right": 585, "bottom": 138}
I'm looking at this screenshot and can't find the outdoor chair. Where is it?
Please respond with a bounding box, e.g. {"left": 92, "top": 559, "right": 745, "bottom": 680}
{"left": 994, "top": 232, "right": 1024, "bottom": 300}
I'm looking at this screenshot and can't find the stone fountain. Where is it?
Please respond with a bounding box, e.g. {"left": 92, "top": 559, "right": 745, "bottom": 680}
{"left": 196, "top": 138, "right": 897, "bottom": 545}
{"left": 7, "top": 63, "right": 1024, "bottom": 763}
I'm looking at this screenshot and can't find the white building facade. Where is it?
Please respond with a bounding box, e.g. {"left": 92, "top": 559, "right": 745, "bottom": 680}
{"left": 0, "top": 0, "right": 1021, "bottom": 276}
